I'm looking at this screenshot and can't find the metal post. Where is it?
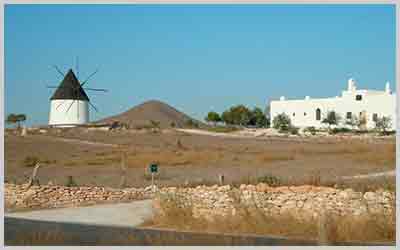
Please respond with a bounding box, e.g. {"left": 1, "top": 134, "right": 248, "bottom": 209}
{"left": 151, "top": 172, "right": 154, "bottom": 190}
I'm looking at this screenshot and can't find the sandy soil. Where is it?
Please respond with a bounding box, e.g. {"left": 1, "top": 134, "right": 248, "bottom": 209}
{"left": 5, "top": 128, "right": 395, "bottom": 189}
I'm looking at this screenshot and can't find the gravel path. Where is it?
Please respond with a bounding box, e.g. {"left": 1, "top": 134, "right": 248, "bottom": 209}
{"left": 5, "top": 200, "right": 153, "bottom": 228}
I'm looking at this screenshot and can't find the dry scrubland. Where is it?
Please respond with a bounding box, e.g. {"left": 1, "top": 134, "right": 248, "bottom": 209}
{"left": 4, "top": 127, "right": 396, "bottom": 244}
{"left": 5, "top": 128, "right": 395, "bottom": 191}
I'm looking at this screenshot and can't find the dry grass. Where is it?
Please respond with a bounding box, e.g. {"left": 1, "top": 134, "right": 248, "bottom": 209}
{"left": 325, "top": 212, "right": 396, "bottom": 243}
{"left": 257, "top": 152, "right": 295, "bottom": 163}
{"left": 147, "top": 191, "right": 395, "bottom": 244}
{"left": 63, "top": 148, "right": 296, "bottom": 168}
{"left": 60, "top": 139, "right": 395, "bottom": 171}
{"left": 294, "top": 141, "right": 395, "bottom": 166}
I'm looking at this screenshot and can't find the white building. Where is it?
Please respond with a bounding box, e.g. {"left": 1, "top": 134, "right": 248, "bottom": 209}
{"left": 270, "top": 78, "right": 396, "bottom": 130}
{"left": 49, "top": 69, "right": 89, "bottom": 127}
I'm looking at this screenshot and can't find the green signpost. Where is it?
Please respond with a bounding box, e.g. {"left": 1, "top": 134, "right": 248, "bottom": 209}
{"left": 149, "top": 163, "right": 158, "bottom": 173}
{"left": 149, "top": 163, "right": 158, "bottom": 189}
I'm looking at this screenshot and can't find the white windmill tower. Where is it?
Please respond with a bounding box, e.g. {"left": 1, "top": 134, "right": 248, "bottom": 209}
{"left": 47, "top": 66, "right": 107, "bottom": 127}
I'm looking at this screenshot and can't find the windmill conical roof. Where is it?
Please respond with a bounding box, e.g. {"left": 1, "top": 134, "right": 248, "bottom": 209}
{"left": 50, "top": 69, "right": 90, "bottom": 101}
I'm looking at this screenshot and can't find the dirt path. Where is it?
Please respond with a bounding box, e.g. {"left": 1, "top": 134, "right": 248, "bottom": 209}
{"left": 176, "top": 128, "right": 279, "bottom": 139}
{"left": 5, "top": 199, "right": 153, "bottom": 228}
{"left": 341, "top": 170, "right": 395, "bottom": 180}
{"left": 47, "top": 136, "right": 119, "bottom": 148}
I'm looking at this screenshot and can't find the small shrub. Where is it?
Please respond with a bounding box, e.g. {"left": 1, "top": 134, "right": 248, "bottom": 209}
{"left": 177, "top": 139, "right": 183, "bottom": 149}
{"left": 206, "top": 126, "right": 240, "bottom": 133}
{"left": 65, "top": 176, "right": 77, "bottom": 187}
{"left": 257, "top": 175, "right": 281, "bottom": 187}
{"left": 272, "top": 113, "right": 291, "bottom": 132}
{"left": 354, "top": 130, "right": 369, "bottom": 135}
{"left": 304, "top": 126, "right": 317, "bottom": 135}
{"left": 289, "top": 126, "right": 299, "bottom": 135}
{"left": 185, "top": 119, "right": 199, "bottom": 128}
{"left": 374, "top": 116, "right": 392, "bottom": 135}
{"left": 149, "top": 120, "right": 161, "bottom": 129}
{"left": 23, "top": 156, "right": 40, "bottom": 167}
{"left": 329, "top": 127, "right": 352, "bottom": 134}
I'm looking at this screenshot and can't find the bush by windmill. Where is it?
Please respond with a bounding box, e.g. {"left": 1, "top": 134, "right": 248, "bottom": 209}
{"left": 46, "top": 64, "right": 108, "bottom": 127}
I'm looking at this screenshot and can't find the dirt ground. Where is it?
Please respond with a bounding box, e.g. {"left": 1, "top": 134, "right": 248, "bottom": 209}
{"left": 4, "top": 128, "right": 396, "bottom": 189}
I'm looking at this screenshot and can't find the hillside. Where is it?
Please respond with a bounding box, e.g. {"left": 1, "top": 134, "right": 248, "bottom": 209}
{"left": 98, "top": 100, "right": 204, "bottom": 128}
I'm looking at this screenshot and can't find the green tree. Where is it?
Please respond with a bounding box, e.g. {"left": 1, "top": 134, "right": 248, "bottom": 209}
{"left": 249, "top": 107, "right": 267, "bottom": 127}
{"left": 205, "top": 111, "right": 221, "bottom": 126}
{"left": 272, "top": 113, "right": 291, "bottom": 132}
{"left": 221, "top": 110, "right": 234, "bottom": 125}
{"left": 375, "top": 116, "right": 392, "bottom": 135}
{"left": 221, "top": 105, "right": 252, "bottom": 126}
{"left": 322, "top": 111, "right": 341, "bottom": 130}
{"left": 6, "top": 113, "right": 26, "bottom": 129}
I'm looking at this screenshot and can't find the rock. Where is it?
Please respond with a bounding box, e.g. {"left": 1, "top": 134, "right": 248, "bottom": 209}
{"left": 293, "top": 185, "right": 313, "bottom": 193}
{"left": 363, "top": 192, "right": 377, "bottom": 201}
{"left": 256, "top": 183, "right": 269, "bottom": 192}
{"left": 275, "top": 186, "right": 290, "bottom": 193}
{"left": 218, "top": 185, "right": 231, "bottom": 192}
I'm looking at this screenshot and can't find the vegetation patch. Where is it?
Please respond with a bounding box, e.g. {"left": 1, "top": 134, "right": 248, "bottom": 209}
{"left": 22, "top": 156, "right": 40, "bottom": 167}
{"left": 146, "top": 192, "right": 395, "bottom": 244}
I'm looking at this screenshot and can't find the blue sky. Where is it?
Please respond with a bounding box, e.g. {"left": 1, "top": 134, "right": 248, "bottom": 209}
{"left": 5, "top": 4, "right": 396, "bottom": 126}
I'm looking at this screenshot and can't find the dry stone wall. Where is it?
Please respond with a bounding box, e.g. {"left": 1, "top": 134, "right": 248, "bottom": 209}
{"left": 155, "top": 184, "right": 395, "bottom": 220}
{"left": 4, "top": 184, "right": 153, "bottom": 211}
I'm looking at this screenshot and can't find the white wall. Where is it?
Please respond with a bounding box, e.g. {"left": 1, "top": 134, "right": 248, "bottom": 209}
{"left": 49, "top": 100, "right": 89, "bottom": 126}
{"left": 270, "top": 89, "right": 396, "bottom": 130}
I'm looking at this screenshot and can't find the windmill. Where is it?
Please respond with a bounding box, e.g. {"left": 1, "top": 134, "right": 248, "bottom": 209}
{"left": 47, "top": 63, "right": 107, "bottom": 127}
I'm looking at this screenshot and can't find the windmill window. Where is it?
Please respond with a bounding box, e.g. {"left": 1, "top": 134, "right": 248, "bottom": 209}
{"left": 316, "top": 108, "right": 321, "bottom": 121}
{"left": 373, "top": 113, "right": 378, "bottom": 122}
{"left": 356, "top": 95, "right": 362, "bottom": 101}
{"left": 346, "top": 112, "right": 352, "bottom": 119}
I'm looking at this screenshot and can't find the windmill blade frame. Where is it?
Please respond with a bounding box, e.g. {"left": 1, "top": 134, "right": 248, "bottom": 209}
{"left": 76, "top": 56, "right": 79, "bottom": 81}
{"left": 88, "top": 101, "right": 99, "bottom": 112}
{"left": 83, "top": 88, "right": 108, "bottom": 92}
{"left": 80, "top": 69, "right": 99, "bottom": 87}
{"left": 53, "top": 65, "right": 65, "bottom": 78}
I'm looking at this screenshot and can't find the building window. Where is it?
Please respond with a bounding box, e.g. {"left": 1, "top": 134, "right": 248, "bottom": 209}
{"left": 346, "top": 112, "right": 352, "bottom": 119}
{"left": 316, "top": 108, "right": 321, "bottom": 121}
{"left": 292, "top": 112, "right": 295, "bottom": 117}
{"left": 373, "top": 113, "right": 378, "bottom": 122}
{"left": 356, "top": 95, "right": 362, "bottom": 101}
{"left": 304, "top": 112, "right": 307, "bottom": 116}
